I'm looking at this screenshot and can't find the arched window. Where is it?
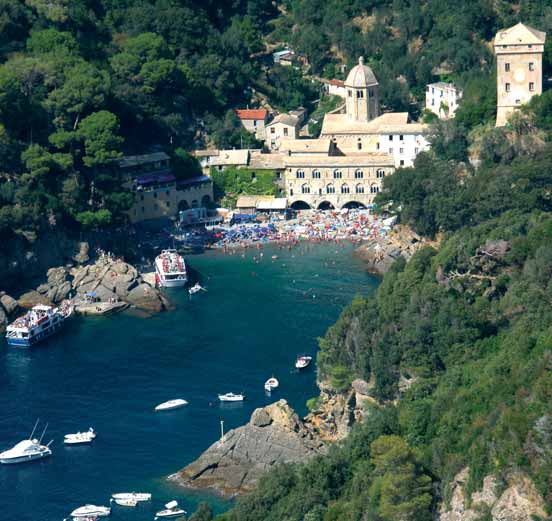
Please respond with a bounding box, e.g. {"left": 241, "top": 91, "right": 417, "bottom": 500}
{"left": 296, "top": 169, "right": 305, "bottom": 179}
{"left": 191, "top": 199, "right": 199, "bottom": 207}
{"left": 301, "top": 183, "right": 311, "bottom": 194}
{"left": 354, "top": 170, "right": 364, "bottom": 179}
{"left": 326, "top": 184, "right": 335, "bottom": 194}
{"left": 376, "top": 169, "right": 385, "bottom": 179}
{"left": 341, "top": 184, "right": 350, "bottom": 194}
{"left": 333, "top": 170, "right": 343, "bottom": 179}
{"left": 356, "top": 184, "right": 364, "bottom": 194}
{"left": 312, "top": 170, "right": 321, "bottom": 179}
{"left": 370, "top": 184, "right": 379, "bottom": 194}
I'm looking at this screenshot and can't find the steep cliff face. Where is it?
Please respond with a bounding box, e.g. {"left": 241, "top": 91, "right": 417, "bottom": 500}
{"left": 438, "top": 467, "right": 548, "bottom": 521}
{"left": 0, "top": 231, "right": 79, "bottom": 292}
{"left": 170, "top": 400, "right": 327, "bottom": 496}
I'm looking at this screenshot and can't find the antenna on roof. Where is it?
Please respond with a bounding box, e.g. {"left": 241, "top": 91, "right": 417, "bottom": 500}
{"left": 29, "top": 418, "right": 40, "bottom": 440}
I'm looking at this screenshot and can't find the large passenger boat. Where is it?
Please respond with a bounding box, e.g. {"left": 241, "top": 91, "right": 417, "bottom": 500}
{"left": 155, "top": 249, "right": 187, "bottom": 288}
{"left": 5, "top": 302, "right": 73, "bottom": 347}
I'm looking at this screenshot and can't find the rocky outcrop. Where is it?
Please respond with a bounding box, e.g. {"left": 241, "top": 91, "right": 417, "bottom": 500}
{"left": 0, "top": 291, "right": 20, "bottom": 334}
{"left": 355, "top": 225, "right": 435, "bottom": 275}
{"left": 71, "top": 257, "right": 168, "bottom": 313}
{"left": 438, "top": 467, "right": 548, "bottom": 521}
{"left": 170, "top": 400, "right": 327, "bottom": 496}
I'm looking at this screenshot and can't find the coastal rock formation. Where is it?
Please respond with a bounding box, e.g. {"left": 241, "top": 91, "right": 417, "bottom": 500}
{"left": 71, "top": 257, "right": 167, "bottom": 313}
{"left": 355, "top": 224, "right": 434, "bottom": 275}
{"left": 18, "top": 290, "right": 51, "bottom": 309}
{"left": 170, "top": 400, "right": 327, "bottom": 496}
{"left": 438, "top": 467, "right": 548, "bottom": 521}
{"left": 0, "top": 294, "right": 18, "bottom": 315}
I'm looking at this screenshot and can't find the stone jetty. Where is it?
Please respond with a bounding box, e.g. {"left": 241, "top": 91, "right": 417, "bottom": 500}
{"left": 169, "top": 400, "right": 327, "bottom": 496}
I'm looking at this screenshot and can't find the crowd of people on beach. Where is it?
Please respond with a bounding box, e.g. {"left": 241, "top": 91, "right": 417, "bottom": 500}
{"left": 209, "top": 209, "right": 394, "bottom": 250}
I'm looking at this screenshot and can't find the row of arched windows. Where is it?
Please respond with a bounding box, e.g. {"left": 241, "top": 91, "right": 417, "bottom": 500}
{"left": 300, "top": 183, "right": 380, "bottom": 194}
{"left": 296, "top": 169, "right": 385, "bottom": 180}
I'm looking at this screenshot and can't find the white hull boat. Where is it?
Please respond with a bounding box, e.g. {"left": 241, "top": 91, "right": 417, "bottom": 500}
{"left": 155, "top": 399, "right": 188, "bottom": 411}
{"left": 70, "top": 505, "right": 111, "bottom": 517}
{"left": 64, "top": 428, "right": 96, "bottom": 445}
{"left": 218, "top": 392, "right": 244, "bottom": 402}
{"left": 155, "top": 500, "right": 186, "bottom": 519}
{"left": 295, "top": 355, "right": 313, "bottom": 370}
{"left": 188, "top": 282, "right": 206, "bottom": 295}
{"left": 264, "top": 377, "right": 279, "bottom": 392}
{"left": 111, "top": 492, "right": 151, "bottom": 502}
{"left": 155, "top": 249, "right": 187, "bottom": 288}
{"left": 114, "top": 499, "right": 137, "bottom": 507}
{"left": 0, "top": 420, "right": 52, "bottom": 464}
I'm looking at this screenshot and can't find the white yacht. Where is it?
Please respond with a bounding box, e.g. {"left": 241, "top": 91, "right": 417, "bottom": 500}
{"left": 5, "top": 302, "right": 73, "bottom": 347}
{"left": 155, "top": 249, "right": 187, "bottom": 288}
{"left": 155, "top": 500, "right": 187, "bottom": 519}
{"left": 218, "top": 392, "right": 244, "bottom": 402}
{"left": 70, "top": 505, "right": 111, "bottom": 517}
{"left": 295, "top": 355, "right": 313, "bottom": 370}
{"left": 188, "top": 282, "right": 205, "bottom": 295}
{"left": 264, "top": 377, "right": 279, "bottom": 392}
{"left": 113, "top": 498, "right": 137, "bottom": 507}
{"left": 0, "top": 420, "right": 52, "bottom": 464}
{"left": 64, "top": 428, "right": 96, "bottom": 445}
{"left": 155, "top": 399, "right": 188, "bottom": 411}
{"left": 111, "top": 492, "right": 151, "bottom": 502}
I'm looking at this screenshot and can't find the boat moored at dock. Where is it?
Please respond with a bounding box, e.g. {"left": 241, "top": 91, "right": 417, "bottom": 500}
{"left": 5, "top": 302, "right": 73, "bottom": 347}
{"left": 155, "top": 249, "right": 187, "bottom": 288}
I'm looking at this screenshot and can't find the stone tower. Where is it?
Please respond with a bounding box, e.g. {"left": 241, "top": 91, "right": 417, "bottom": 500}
{"left": 344, "top": 57, "right": 380, "bottom": 122}
{"left": 495, "top": 22, "right": 546, "bottom": 126}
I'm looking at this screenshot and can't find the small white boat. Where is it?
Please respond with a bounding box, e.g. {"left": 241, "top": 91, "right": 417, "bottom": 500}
{"left": 295, "top": 355, "right": 313, "bottom": 370}
{"left": 70, "top": 505, "right": 111, "bottom": 517}
{"left": 218, "top": 392, "right": 244, "bottom": 402}
{"left": 111, "top": 492, "right": 151, "bottom": 502}
{"left": 113, "top": 498, "right": 137, "bottom": 507}
{"left": 264, "top": 377, "right": 279, "bottom": 392}
{"left": 155, "top": 399, "right": 188, "bottom": 411}
{"left": 188, "top": 282, "right": 206, "bottom": 295}
{"left": 64, "top": 428, "right": 96, "bottom": 445}
{"left": 155, "top": 500, "right": 187, "bottom": 519}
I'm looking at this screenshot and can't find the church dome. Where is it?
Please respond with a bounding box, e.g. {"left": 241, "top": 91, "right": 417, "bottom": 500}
{"left": 345, "top": 57, "right": 378, "bottom": 88}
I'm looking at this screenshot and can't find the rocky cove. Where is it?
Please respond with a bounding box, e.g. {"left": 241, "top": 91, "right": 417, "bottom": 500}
{"left": 0, "top": 241, "right": 170, "bottom": 334}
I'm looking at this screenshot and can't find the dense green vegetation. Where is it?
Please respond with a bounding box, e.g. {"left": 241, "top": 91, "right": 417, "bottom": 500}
{"left": 210, "top": 167, "right": 279, "bottom": 208}
{"left": 189, "top": 96, "right": 552, "bottom": 521}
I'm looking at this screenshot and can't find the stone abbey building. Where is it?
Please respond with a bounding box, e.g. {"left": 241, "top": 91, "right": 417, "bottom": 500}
{"left": 281, "top": 57, "right": 429, "bottom": 210}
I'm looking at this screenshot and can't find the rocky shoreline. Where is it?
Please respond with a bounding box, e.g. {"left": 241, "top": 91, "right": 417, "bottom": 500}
{"left": 354, "top": 224, "right": 437, "bottom": 275}
{"left": 0, "top": 243, "right": 170, "bottom": 334}
{"left": 169, "top": 400, "right": 327, "bottom": 496}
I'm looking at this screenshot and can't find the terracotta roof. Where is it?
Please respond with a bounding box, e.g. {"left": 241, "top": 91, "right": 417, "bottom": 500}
{"left": 236, "top": 109, "right": 268, "bottom": 121}
{"left": 329, "top": 79, "right": 345, "bottom": 87}
{"left": 495, "top": 23, "right": 546, "bottom": 46}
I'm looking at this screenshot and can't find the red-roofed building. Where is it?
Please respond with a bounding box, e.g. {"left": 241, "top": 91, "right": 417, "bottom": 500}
{"left": 325, "top": 78, "right": 347, "bottom": 98}
{"left": 236, "top": 108, "right": 269, "bottom": 139}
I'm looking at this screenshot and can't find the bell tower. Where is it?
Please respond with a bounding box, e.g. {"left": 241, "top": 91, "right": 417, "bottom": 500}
{"left": 344, "top": 57, "right": 379, "bottom": 122}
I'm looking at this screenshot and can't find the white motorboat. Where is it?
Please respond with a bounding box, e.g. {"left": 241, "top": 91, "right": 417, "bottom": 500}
{"left": 155, "top": 399, "right": 188, "bottom": 411}
{"left": 155, "top": 500, "right": 187, "bottom": 519}
{"left": 264, "top": 377, "right": 279, "bottom": 392}
{"left": 188, "top": 282, "right": 206, "bottom": 295}
{"left": 64, "top": 428, "right": 96, "bottom": 445}
{"left": 70, "top": 505, "right": 111, "bottom": 517}
{"left": 111, "top": 492, "right": 151, "bottom": 502}
{"left": 113, "top": 498, "right": 137, "bottom": 507}
{"left": 218, "top": 392, "right": 245, "bottom": 402}
{"left": 295, "top": 355, "right": 313, "bottom": 370}
{"left": 155, "top": 249, "right": 187, "bottom": 288}
{"left": 0, "top": 420, "right": 52, "bottom": 464}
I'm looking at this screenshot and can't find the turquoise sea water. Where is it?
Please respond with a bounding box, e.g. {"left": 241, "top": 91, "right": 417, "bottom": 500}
{"left": 0, "top": 242, "right": 379, "bottom": 521}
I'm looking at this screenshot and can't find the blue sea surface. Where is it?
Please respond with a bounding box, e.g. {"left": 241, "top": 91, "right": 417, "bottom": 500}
{"left": 0, "top": 242, "right": 379, "bottom": 521}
